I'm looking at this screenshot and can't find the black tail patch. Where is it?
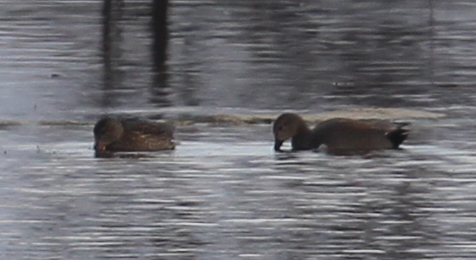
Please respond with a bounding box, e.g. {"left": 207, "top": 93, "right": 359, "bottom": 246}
{"left": 386, "top": 128, "right": 409, "bottom": 149}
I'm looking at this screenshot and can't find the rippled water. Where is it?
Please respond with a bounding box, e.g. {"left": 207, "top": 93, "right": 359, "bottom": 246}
{"left": 2, "top": 0, "right": 476, "bottom": 259}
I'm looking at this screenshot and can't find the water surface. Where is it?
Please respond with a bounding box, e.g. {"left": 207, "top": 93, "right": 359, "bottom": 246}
{"left": 2, "top": 1, "right": 476, "bottom": 259}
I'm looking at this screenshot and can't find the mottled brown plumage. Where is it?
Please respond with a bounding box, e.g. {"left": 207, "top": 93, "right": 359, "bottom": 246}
{"left": 93, "top": 117, "right": 175, "bottom": 157}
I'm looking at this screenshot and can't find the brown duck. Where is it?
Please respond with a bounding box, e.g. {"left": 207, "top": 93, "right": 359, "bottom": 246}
{"left": 93, "top": 117, "right": 175, "bottom": 157}
{"left": 273, "top": 113, "right": 409, "bottom": 154}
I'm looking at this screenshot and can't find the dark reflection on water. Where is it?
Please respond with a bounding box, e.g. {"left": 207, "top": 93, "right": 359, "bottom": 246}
{"left": 2, "top": 0, "right": 476, "bottom": 259}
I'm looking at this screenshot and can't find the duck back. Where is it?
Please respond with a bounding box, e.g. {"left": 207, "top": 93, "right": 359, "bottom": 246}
{"left": 108, "top": 119, "right": 175, "bottom": 151}
{"left": 309, "top": 118, "right": 408, "bottom": 153}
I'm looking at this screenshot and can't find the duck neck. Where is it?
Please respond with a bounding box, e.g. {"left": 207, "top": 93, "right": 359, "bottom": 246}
{"left": 291, "top": 124, "right": 313, "bottom": 150}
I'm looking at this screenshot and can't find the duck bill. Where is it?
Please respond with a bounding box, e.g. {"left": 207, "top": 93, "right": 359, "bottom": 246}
{"left": 274, "top": 139, "right": 284, "bottom": 152}
{"left": 94, "top": 142, "right": 113, "bottom": 158}
{"left": 94, "top": 141, "right": 106, "bottom": 152}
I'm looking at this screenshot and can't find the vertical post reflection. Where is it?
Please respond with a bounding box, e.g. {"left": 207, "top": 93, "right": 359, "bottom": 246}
{"left": 101, "top": 0, "right": 124, "bottom": 107}
{"left": 428, "top": 0, "right": 435, "bottom": 86}
{"left": 102, "top": 0, "right": 113, "bottom": 89}
{"left": 151, "top": 0, "right": 171, "bottom": 107}
{"left": 152, "top": 0, "right": 169, "bottom": 71}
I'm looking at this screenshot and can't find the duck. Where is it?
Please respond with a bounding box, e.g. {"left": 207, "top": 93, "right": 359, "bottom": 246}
{"left": 273, "top": 113, "right": 409, "bottom": 154}
{"left": 93, "top": 117, "right": 175, "bottom": 157}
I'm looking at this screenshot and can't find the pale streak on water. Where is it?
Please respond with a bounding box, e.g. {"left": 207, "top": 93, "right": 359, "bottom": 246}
{"left": 2, "top": 0, "right": 476, "bottom": 259}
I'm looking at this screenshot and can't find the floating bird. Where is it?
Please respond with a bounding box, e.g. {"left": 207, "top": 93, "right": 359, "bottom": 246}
{"left": 93, "top": 117, "right": 175, "bottom": 157}
{"left": 273, "top": 113, "right": 409, "bottom": 154}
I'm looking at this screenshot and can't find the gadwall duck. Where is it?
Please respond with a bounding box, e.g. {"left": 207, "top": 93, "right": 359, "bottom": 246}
{"left": 93, "top": 117, "right": 175, "bottom": 157}
{"left": 273, "top": 113, "right": 409, "bottom": 154}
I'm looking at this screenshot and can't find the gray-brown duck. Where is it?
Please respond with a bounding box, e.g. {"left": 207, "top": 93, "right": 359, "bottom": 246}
{"left": 93, "top": 117, "right": 175, "bottom": 157}
{"left": 273, "top": 113, "right": 409, "bottom": 154}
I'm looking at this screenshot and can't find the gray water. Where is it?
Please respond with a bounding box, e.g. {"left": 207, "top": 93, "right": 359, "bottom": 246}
{"left": 2, "top": 0, "right": 476, "bottom": 259}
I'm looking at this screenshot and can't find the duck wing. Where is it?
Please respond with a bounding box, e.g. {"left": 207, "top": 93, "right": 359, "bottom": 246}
{"left": 121, "top": 118, "right": 175, "bottom": 138}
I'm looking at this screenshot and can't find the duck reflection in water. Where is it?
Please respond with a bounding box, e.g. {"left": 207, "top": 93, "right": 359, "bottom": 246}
{"left": 273, "top": 113, "right": 409, "bottom": 155}
{"left": 93, "top": 117, "right": 175, "bottom": 158}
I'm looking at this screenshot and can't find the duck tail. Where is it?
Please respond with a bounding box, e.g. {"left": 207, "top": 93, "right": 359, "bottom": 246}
{"left": 386, "top": 125, "right": 409, "bottom": 149}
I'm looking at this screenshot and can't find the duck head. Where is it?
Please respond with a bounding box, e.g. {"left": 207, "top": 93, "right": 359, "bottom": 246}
{"left": 273, "top": 113, "right": 308, "bottom": 151}
{"left": 93, "top": 117, "right": 124, "bottom": 152}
